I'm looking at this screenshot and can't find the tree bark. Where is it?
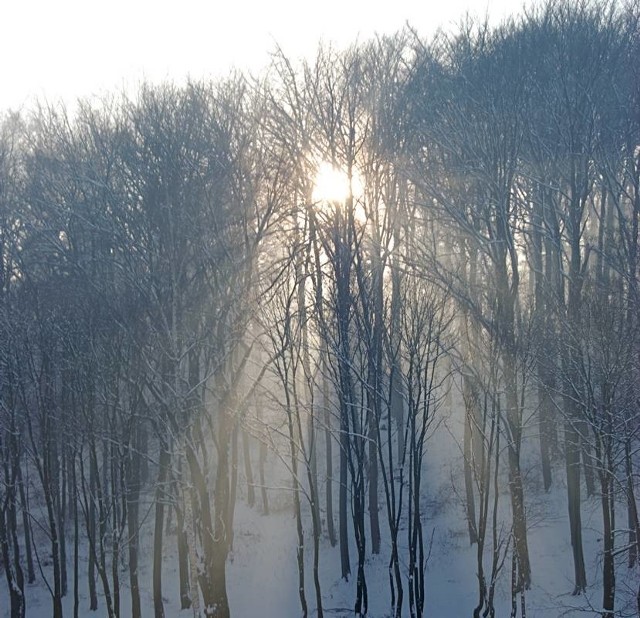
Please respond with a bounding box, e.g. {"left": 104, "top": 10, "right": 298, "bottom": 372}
{"left": 242, "top": 429, "right": 255, "bottom": 508}
{"left": 153, "top": 446, "right": 171, "bottom": 618}
{"left": 126, "top": 439, "right": 142, "bottom": 618}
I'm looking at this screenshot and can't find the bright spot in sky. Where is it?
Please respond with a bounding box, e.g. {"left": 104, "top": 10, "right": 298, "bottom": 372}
{"left": 0, "top": 0, "right": 518, "bottom": 112}
{"left": 313, "top": 163, "right": 352, "bottom": 205}
{"left": 313, "top": 162, "right": 367, "bottom": 224}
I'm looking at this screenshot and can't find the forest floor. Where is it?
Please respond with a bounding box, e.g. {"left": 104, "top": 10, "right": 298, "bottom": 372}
{"left": 3, "top": 405, "right": 639, "bottom": 617}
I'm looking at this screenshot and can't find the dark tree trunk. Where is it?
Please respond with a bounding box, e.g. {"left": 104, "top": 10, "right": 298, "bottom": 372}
{"left": 192, "top": 389, "right": 233, "bottom": 618}
{"left": 40, "top": 432, "right": 64, "bottom": 618}
{"left": 17, "top": 465, "right": 35, "bottom": 584}
{"left": 111, "top": 483, "right": 121, "bottom": 618}
{"left": 367, "top": 250, "right": 383, "bottom": 556}
{"left": 335, "top": 212, "right": 352, "bottom": 582}
{"left": 59, "top": 445, "right": 68, "bottom": 598}
{"left": 390, "top": 253, "right": 404, "bottom": 462}
{"left": 322, "top": 368, "right": 336, "bottom": 546}
{"left": 463, "top": 376, "right": 478, "bottom": 545}
{"left": 153, "top": 446, "right": 171, "bottom": 618}
{"left": 601, "top": 469, "right": 615, "bottom": 618}
{"left": 538, "top": 382, "right": 554, "bottom": 492}
{"left": 176, "top": 503, "right": 191, "bottom": 609}
{"left": 88, "top": 452, "right": 98, "bottom": 611}
{"left": 504, "top": 357, "right": 531, "bottom": 590}
{"left": 126, "top": 440, "right": 142, "bottom": 618}
{"left": 339, "top": 401, "right": 351, "bottom": 581}
{"left": 89, "top": 443, "right": 114, "bottom": 618}
{"left": 368, "top": 420, "right": 380, "bottom": 555}
{"left": 284, "top": 389, "right": 308, "bottom": 618}
{"left": 173, "top": 456, "right": 191, "bottom": 610}
{"left": 565, "top": 422, "right": 587, "bottom": 594}
{"left": 8, "top": 412, "right": 26, "bottom": 618}
{"left": 313, "top": 220, "right": 335, "bottom": 548}
{"left": 564, "top": 188, "right": 588, "bottom": 595}
{"left": 46, "top": 482, "right": 64, "bottom": 618}
{"left": 0, "top": 508, "right": 25, "bottom": 618}
{"left": 304, "top": 415, "right": 324, "bottom": 618}
{"left": 507, "top": 444, "right": 530, "bottom": 590}
{"left": 73, "top": 454, "right": 79, "bottom": 618}
{"left": 532, "top": 188, "right": 554, "bottom": 492}
{"left": 1, "top": 416, "right": 26, "bottom": 618}
{"left": 209, "top": 431, "right": 231, "bottom": 618}
{"left": 579, "top": 420, "right": 595, "bottom": 498}
{"left": 625, "top": 440, "right": 638, "bottom": 568}
{"left": 352, "top": 476, "right": 368, "bottom": 616}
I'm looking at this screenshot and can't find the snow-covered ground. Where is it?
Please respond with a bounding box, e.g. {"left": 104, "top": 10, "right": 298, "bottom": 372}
{"left": 3, "top": 405, "right": 639, "bottom": 617}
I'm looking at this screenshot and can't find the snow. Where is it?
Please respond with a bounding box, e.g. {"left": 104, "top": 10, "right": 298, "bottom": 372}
{"left": 3, "top": 403, "right": 639, "bottom": 617}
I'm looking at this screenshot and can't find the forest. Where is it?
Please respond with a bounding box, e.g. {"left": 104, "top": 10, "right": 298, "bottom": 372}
{"left": 0, "top": 1, "right": 638, "bottom": 616}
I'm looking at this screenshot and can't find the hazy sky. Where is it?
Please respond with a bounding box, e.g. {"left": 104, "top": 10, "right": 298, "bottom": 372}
{"left": 1, "top": 0, "right": 519, "bottom": 111}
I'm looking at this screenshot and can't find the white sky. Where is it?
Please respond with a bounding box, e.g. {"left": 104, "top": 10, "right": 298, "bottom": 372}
{"left": 1, "top": 0, "right": 520, "bottom": 111}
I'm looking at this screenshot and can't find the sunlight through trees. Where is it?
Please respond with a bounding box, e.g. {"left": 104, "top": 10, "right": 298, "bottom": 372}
{"left": 0, "top": 2, "right": 638, "bottom": 617}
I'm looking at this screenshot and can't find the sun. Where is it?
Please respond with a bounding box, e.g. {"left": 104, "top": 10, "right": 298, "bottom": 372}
{"left": 312, "top": 162, "right": 351, "bottom": 204}
{"left": 311, "top": 161, "right": 366, "bottom": 223}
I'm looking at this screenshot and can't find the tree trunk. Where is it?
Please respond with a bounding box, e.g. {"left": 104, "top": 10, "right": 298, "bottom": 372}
{"left": 601, "top": 468, "right": 615, "bottom": 618}
{"left": 625, "top": 440, "right": 638, "bottom": 568}
{"left": 88, "top": 451, "right": 98, "bottom": 611}
{"left": 259, "top": 436, "right": 269, "bottom": 516}
{"left": 352, "top": 479, "right": 368, "bottom": 616}
{"left": 171, "top": 457, "right": 191, "bottom": 611}
{"left": 538, "top": 381, "right": 554, "bottom": 492}
{"left": 367, "top": 249, "right": 383, "bottom": 556}
{"left": 579, "top": 420, "right": 595, "bottom": 497}
{"left": 17, "top": 464, "right": 35, "bottom": 584}
{"left": 339, "top": 402, "right": 351, "bottom": 581}
{"left": 41, "top": 441, "right": 64, "bottom": 618}
{"left": 176, "top": 502, "right": 192, "bottom": 610}
{"left": 504, "top": 357, "right": 531, "bottom": 590}
{"left": 59, "top": 445, "right": 68, "bottom": 598}
{"left": 507, "top": 443, "right": 531, "bottom": 591}
{"left": 73, "top": 453, "right": 79, "bottom": 618}
{"left": 206, "top": 399, "right": 233, "bottom": 618}
{"left": 565, "top": 421, "right": 587, "bottom": 595}
{"left": 0, "top": 508, "right": 25, "bottom": 618}
{"left": 227, "top": 422, "right": 239, "bottom": 553}
{"left": 126, "top": 441, "right": 142, "bottom": 618}
{"left": 336, "top": 215, "right": 352, "bottom": 582}
{"left": 242, "top": 429, "right": 255, "bottom": 508}
{"left": 153, "top": 446, "right": 171, "bottom": 618}
{"left": 532, "top": 188, "right": 554, "bottom": 491}
{"left": 368, "top": 419, "right": 380, "bottom": 555}
{"left": 322, "top": 367, "right": 336, "bottom": 546}
{"left": 285, "top": 389, "right": 308, "bottom": 618}
{"left": 463, "top": 376, "right": 478, "bottom": 545}
{"left": 1, "top": 422, "right": 26, "bottom": 618}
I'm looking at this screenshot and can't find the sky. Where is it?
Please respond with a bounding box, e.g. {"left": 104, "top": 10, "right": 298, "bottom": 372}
{"left": 0, "top": 0, "right": 520, "bottom": 112}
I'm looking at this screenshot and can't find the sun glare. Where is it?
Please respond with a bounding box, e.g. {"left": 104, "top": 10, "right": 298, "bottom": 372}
{"left": 311, "top": 161, "right": 366, "bottom": 224}
{"left": 312, "top": 162, "right": 351, "bottom": 204}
